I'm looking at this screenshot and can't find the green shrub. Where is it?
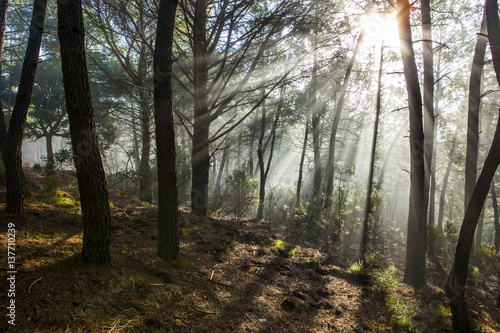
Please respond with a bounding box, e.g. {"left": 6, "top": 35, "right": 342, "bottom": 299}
{"left": 347, "top": 260, "right": 364, "bottom": 275}
{"left": 371, "top": 265, "right": 399, "bottom": 292}
{"left": 32, "top": 163, "right": 43, "bottom": 173}
{"left": 43, "top": 175, "right": 58, "bottom": 195}
{"left": 386, "top": 295, "right": 418, "bottom": 330}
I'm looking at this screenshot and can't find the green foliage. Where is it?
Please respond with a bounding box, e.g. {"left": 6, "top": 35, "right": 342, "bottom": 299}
{"left": 427, "top": 224, "right": 446, "bottom": 256}
{"left": 42, "top": 175, "right": 58, "bottom": 195}
{"left": 386, "top": 295, "right": 418, "bottom": 331}
{"left": 271, "top": 239, "right": 286, "bottom": 251}
{"left": 444, "top": 220, "right": 458, "bottom": 244}
{"left": 371, "top": 265, "right": 399, "bottom": 292}
{"left": 347, "top": 260, "right": 364, "bottom": 275}
{"left": 53, "top": 148, "right": 74, "bottom": 170}
{"left": 227, "top": 168, "right": 258, "bottom": 220}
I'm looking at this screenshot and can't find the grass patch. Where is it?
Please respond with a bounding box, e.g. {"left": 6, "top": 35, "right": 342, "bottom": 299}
{"left": 371, "top": 265, "right": 399, "bottom": 292}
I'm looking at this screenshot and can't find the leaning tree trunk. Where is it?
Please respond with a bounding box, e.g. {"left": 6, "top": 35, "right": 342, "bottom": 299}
{"left": 397, "top": 0, "right": 427, "bottom": 287}
{"left": 6, "top": 0, "right": 47, "bottom": 215}
{"left": 154, "top": 0, "right": 179, "bottom": 260}
{"left": 324, "top": 32, "right": 363, "bottom": 212}
{"left": 58, "top": 0, "right": 111, "bottom": 264}
{"left": 257, "top": 91, "right": 267, "bottom": 220}
{"left": 447, "top": 1, "right": 500, "bottom": 329}
{"left": 465, "top": 9, "right": 487, "bottom": 211}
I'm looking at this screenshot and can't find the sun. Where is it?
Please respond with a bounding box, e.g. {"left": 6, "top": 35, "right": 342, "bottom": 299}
{"left": 359, "top": 12, "right": 400, "bottom": 48}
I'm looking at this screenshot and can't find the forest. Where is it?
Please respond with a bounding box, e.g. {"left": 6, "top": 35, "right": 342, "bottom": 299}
{"left": 0, "top": 0, "right": 500, "bottom": 331}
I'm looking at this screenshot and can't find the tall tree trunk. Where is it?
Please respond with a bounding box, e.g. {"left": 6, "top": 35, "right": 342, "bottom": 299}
{"left": 6, "top": 0, "right": 47, "bottom": 214}
{"left": 324, "top": 32, "right": 363, "bottom": 212}
{"left": 257, "top": 91, "right": 266, "bottom": 220}
{"left": 422, "top": 0, "right": 435, "bottom": 221}
{"left": 447, "top": 1, "right": 500, "bottom": 329}
{"left": 397, "top": 0, "right": 427, "bottom": 287}
{"left": 310, "top": 34, "right": 322, "bottom": 208}
{"left": 465, "top": 9, "right": 487, "bottom": 211}
{"left": 257, "top": 89, "right": 282, "bottom": 220}
{"left": 361, "top": 43, "right": 383, "bottom": 261}
{"left": 45, "top": 133, "right": 54, "bottom": 167}
{"left": 154, "top": 0, "right": 179, "bottom": 260}
{"left": 58, "top": 0, "right": 110, "bottom": 264}
{"left": 296, "top": 116, "right": 309, "bottom": 209}
{"left": 438, "top": 138, "right": 456, "bottom": 230}
{"left": 0, "top": 0, "right": 9, "bottom": 160}
{"left": 139, "top": 89, "right": 153, "bottom": 203}
{"left": 248, "top": 111, "right": 258, "bottom": 177}
{"left": 191, "top": 0, "right": 210, "bottom": 216}
{"left": 428, "top": 116, "right": 438, "bottom": 225}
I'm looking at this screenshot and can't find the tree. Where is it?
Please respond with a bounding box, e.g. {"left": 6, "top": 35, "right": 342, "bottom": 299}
{"left": 58, "top": 0, "right": 111, "bottom": 264}
{"left": 4, "top": 0, "right": 47, "bottom": 214}
{"left": 446, "top": 0, "right": 500, "bottom": 329}
{"left": 360, "top": 42, "right": 384, "bottom": 261}
{"left": 397, "top": 0, "right": 427, "bottom": 287}
{"left": 86, "top": 0, "right": 156, "bottom": 203}
{"left": 154, "top": 0, "right": 179, "bottom": 260}
{"left": 26, "top": 60, "right": 68, "bottom": 167}
{"left": 465, "top": 8, "right": 488, "bottom": 211}
{"left": 256, "top": 88, "right": 283, "bottom": 220}
{"left": 422, "top": 0, "right": 435, "bottom": 220}
{"left": 176, "top": 0, "right": 306, "bottom": 216}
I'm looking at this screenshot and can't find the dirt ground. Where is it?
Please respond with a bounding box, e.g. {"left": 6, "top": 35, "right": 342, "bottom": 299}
{"left": 0, "top": 171, "right": 499, "bottom": 332}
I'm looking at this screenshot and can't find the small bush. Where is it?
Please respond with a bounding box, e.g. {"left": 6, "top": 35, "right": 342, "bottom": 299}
{"left": 371, "top": 265, "right": 399, "bottom": 292}
{"left": 43, "top": 175, "right": 58, "bottom": 195}
{"left": 272, "top": 239, "right": 286, "bottom": 251}
{"left": 347, "top": 260, "right": 364, "bottom": 275}
{"left": 386, "top": 295, "right": 418, "bottom": 330}
{"left": 32, "top": 163, "right": 43, "bottom": 173}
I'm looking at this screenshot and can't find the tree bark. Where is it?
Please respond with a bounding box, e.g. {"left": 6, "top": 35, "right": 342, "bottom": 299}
{"left": 438, "top": 138, "right": 456, "bottom": 231}
{"left": 154, "top": 0, "right": 179, "bottom": 260}
{"left": 191, "top": 0, "right": 210, "bottom": 216}
{"left": 465, "top": 9, "right": 487, "bottom": 211}
{"left": 296, "top": 116, "right": 309, "bottom": 209}
{"left": 58, "top": 0, "right": 111, "bottom": 264}
{"left": 422, "top": 0, "right": 435, "bottom": 222}
{"left": 6, "top": 0, "right": 47, "bottom": 214}
{"left": 310, "top": 32, "right": 322, "bottom": 209}
{"left": 397, "top": 0, "right": 427, "bottom": 287}
{"left": 447, "top": 1, "right": 500, "bottom": 329}
{"left": 45, "top": 133, "right": 54, "bottom": 167}
{"left": 139, "top": 88, "right": 153, "bottom": 203}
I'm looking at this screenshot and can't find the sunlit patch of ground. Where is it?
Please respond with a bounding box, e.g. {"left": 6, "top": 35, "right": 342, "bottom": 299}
{"left": 0, "top": 170, "right": 498, "bottom": 332}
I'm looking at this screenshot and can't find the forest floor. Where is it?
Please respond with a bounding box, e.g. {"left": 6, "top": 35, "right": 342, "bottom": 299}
{"left": 0, "top": 170, "right": 499, "bottom": 332}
